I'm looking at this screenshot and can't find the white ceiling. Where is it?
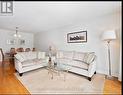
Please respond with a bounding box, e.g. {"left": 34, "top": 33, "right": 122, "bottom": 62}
{"left": 0, "top": 1, "right": 121, "bottom": 33}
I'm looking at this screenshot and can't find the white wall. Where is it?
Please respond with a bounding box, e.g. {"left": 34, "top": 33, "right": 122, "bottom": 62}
{"left": 34, "top": 12, "right": 121, "bottom": 77}
{"left": 0, "top": 29, "right": 34, "bottom": 53}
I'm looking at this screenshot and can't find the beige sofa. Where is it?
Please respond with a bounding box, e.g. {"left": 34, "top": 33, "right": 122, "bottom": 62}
{"left": 55, "top": 51, "right": 96, "bottom": 81}
{"left": 14, "top": 51, "right": 48, "bottom": 76}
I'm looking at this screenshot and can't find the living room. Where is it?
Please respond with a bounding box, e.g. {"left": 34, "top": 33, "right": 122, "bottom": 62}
{"left": 0, "top": 1, "right": 122, "bottom": 94}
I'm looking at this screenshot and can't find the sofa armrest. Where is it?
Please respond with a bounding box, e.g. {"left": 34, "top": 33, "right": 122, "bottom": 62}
{"left": 88, "top": 56, "right": 97, "bottom": 77}
{"left": 45, "top": 56, "right": 49, "bottom": 63}
{"left": 14, "top": 58, "right": 23, "bottom": 73}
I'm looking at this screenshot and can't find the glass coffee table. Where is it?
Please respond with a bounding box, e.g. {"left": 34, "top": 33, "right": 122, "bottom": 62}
{"left": 46, "top": 61, "right": 70, "bottom": 81}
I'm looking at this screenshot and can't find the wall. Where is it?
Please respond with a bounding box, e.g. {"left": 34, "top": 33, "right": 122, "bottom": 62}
{"left": 0, "top": 29, "right": 34, "bottom": 53}
{"left": 34, "top": 12, "right": 121, "bottom": 77}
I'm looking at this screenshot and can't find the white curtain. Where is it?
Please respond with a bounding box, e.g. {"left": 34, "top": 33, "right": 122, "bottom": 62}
{"left": 0, "top": 49, "right": 3, "bottom": 66}
{"left": 118, "top": 38, "right": 122, "bottom": 81}
{"left": 118, "top": 28, "right": 122, "bottom": 81}
{"left": 0, "top": 50, "right": 2, "bottom": 62}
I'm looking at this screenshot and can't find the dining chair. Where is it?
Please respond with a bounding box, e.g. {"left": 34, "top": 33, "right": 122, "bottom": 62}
{"left": 0, "top": 48, "right": 4, "bottom": 76}
{"left": 25, "top": 48, "right": 31, "bottom": 52}
{"left": 16, "top": 47, "right": 24, "bottom": 52}
{"left": 0, "top": 48, "right": 4, "bottom": 64}
{"left": 32, "top": 48, "right": 36, "bottom": 51}
{"left": 10, "top": 48, "right": 16, "bottom": 57}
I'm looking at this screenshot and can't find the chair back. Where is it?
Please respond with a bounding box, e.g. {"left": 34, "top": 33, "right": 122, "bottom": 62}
{"left": 32, "top": 48, "right": 36, "bottom": 51}
{"left": 0, "top": 48, "right": 4, "bottom": 62}
{"left": 10, "top": 48, "right": 16, "bottom": 57}
{"left": 16, "top": 48, "right": 24, "bottom": 52}
{"left": 25, "top": 48, "right": 31, "bottom": 52}
{"left": 10, "top": 48, "right": 15, "bottom": 53}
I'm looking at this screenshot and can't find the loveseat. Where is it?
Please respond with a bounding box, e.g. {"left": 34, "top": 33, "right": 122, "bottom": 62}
{"left": 14, "top": 51, "right": 48, "bottom": 76}
{"left": 55, "top": 51, "right": 96, "bottom": 81}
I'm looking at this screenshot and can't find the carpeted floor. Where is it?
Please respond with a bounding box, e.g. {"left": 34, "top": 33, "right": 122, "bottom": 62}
{"left": 15, "top": 68, "right": 105, "bottom": 94}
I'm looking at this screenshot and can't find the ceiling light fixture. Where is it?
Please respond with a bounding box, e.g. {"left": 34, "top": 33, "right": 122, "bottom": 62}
{"left": 14, "top": 27, "right": 21, "bottom": 38}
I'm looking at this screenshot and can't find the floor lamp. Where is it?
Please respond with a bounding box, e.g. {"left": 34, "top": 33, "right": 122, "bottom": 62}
{"left": 102, "top": 30, "right": 116, "bottom": 79}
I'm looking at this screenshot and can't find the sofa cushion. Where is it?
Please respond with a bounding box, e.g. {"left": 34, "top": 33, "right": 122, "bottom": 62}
{"left": 26, "top": 52, "right": 37, "bottom": 60}
{"left": 22, "top": 58, "right": 46, "bottom": 67}
{"left": 33, "top": 58, "right": 47, "bottom": 63}
{"left": 15, "top": 52, "right": 37, "bottom": 62}
{"left": 38, "top": 52, "right": 46, "bottom": 59}
{"left": 55, "top": 58, "right": 71, "bottom": 64}
{"left": 83, "top": 52, "right": 95, "bottom": 64}
{"left": 22, "top": 59, "right": 37, "bottom": 67}
{"left": 73, "top": 52, "right": 85, "bottom": 62}
{"left": 67, "top": 60, "right": 89, "bottom": 70}
{"left": 56, "top": 51, "right": 64, "bottom": 59}
{"left": 62, "top": 51, "right": 74, "bottom": 59}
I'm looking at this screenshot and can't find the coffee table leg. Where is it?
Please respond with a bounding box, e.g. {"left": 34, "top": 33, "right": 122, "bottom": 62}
{"left": 58, "top": 71, "right": 60, "bottom": 76}
{"left": 64, "top": 72, "right": 65, "bottom": 81}
{"left": 64, "top": 70, "right": 66, "bottom": 81}
{"left": 48, "top": 69, "right": 50, "bottom": 74}
{"left": 64, "top": 70, "right": 69, "bottom": 81}
{"left": 51, "top": 69, "right": 53, "bottom": 79}
{"left": 48, "top": 67, "right": 53, "bottom": 79}
{"left": 51, "top": 72, "right": 53, "bottom": 79}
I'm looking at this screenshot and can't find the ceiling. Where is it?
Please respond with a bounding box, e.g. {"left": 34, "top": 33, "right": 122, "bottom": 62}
{"left": 0, "top": 1, "right": 121, "bottom": 33}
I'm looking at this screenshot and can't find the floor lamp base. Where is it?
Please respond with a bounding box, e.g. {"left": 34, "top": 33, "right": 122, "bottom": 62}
{"left": 105, "top": 75, "right": 117, "bottom": 80}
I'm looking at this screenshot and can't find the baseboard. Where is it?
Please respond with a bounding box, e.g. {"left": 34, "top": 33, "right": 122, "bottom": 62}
{"left": 96, "top": 69, "right": 119, "bottom": 77}
{"left": 96, "top": 69, "right": 107, "bottom": 75}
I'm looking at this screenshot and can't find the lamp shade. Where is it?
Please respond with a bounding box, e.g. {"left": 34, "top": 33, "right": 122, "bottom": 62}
{"left": 102, "top": 30, "right": 116, "bottom": 41}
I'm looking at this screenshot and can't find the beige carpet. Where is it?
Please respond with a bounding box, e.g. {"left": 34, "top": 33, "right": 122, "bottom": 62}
{"left": 15, "top": 68, "right": 105, "bottom": 94}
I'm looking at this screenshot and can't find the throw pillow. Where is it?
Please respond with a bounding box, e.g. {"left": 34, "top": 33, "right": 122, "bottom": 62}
{"left": 73, "top": 52, "right": 85, "bottom": 61}
{"left": 15, "top": 53, "right": 25, "bottom": 62}
{"left": 56, "top": 51, "right": 64, "bottom": 59}
{"left": 62, "top": 51, "right": 74, "bottom": 59}
{"left": 27, "top": 51, "right": 37, "bottom": 60}
{"left": 83, "top": 52, "right": 96, "bottom": 64}
{"left": 83, "top": 53, "right": 90, "bottom": 63}
{"left": 38, "top": 52, "right": 45, "bottom": 59}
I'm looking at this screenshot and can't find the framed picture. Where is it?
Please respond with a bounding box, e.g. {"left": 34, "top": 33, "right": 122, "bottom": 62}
{"left": 7, "top": 39, "right": 16, "bottom": 45}
{"left": 19, "top": 39, "right": 25, "bottom": 45}
{"left": 67, "top": 31, "right": 87, "bottom": 43}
